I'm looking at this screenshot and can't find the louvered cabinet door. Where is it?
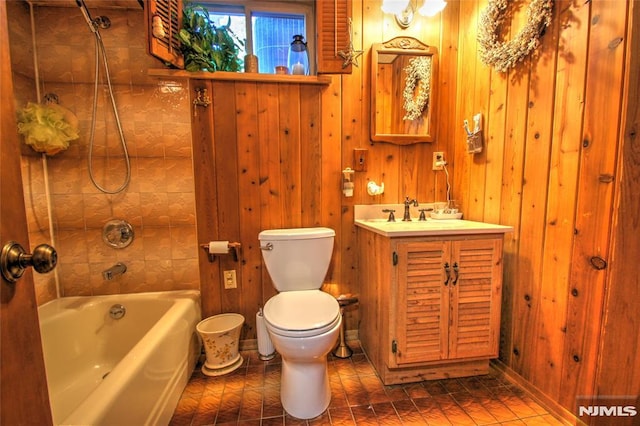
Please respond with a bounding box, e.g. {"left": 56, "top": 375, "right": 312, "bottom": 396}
{"left": 448, "top": 238, "right": 503, "bottom": 359}
{"left": 393, "top": 240, "right": 451, "bottom": 365}
{"left": 146, "top": 0, "right": 184, "bottom": 68}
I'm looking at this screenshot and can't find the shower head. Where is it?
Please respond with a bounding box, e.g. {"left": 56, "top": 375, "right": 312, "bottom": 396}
{"left": 76, "top": 0, "right": 98, "bottom": 33}
{"left": 76, "top": 0, "right": 111, "bottom": 34}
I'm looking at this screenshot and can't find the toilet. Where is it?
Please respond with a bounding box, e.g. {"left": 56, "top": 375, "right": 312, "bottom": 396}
{"left": 259, "top": 227, "right": 341, "bottom": 420}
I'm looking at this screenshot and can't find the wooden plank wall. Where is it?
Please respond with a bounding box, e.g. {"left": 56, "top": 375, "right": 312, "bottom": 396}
{"left": 191, "top": 0, "right": 639, "bottom": 419}
{"left": 191, "top": 1, "right": 460, "bottom": 336}
{"left": 452, "top": 0, "right": 638, "bottom": 421}
{"left": 191, "top": 78, "right": 344, "bottom": 337}
{"left": 593, "top": 1, "right": 640, "bottom": 424}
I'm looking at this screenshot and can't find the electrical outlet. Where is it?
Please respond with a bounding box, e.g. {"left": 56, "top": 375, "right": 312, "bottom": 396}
{"left": 432, "top": 151, "right": 446, "bottom": 170}
{"left": 223, "top": 270, "right": 237, "bottom": 289}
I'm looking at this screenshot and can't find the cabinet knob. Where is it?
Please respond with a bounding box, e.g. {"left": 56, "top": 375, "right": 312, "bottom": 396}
{"left": 444, "top": 262, "right": 451, "bottom": 285}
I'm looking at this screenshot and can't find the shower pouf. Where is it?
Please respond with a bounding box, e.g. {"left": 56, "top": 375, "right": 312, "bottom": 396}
{"left": 17, "top": 102, "right": 79, "bottom": 155}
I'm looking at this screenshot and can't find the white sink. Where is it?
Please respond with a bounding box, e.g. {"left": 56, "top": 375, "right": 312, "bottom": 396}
{"left": 354, "top": 205, "right": 513, "bottom": 237}
{"left": 355, "top": 218, "right": 511, "bottom": 237}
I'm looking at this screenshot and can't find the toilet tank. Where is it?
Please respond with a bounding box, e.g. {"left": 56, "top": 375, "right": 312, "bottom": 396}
{"left": 258, "top": 227, "right": 335, "bottom": 292}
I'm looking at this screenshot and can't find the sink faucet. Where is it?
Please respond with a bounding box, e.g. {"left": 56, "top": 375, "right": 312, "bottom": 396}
{"left": 102, "top": 262, "right": 127, "bottom": 280}
{"left": 403, "top": 196, "right": 418, "bottom": 221}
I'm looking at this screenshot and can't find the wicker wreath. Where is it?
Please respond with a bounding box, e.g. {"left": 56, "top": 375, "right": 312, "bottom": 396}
{"left": 402, "top": 56, "right": 432, "bottom": 121}
{"left": 478, "top": 0, "right": 553, "bottom": 73}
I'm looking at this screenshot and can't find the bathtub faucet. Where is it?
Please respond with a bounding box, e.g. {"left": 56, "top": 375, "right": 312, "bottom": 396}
{"left": 102, "top": 262, "right": 127, "bottom": 280}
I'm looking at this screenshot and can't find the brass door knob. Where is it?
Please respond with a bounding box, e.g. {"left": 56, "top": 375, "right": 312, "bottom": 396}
{"left": 1, "top": 241, "right": 57, "bottom": 283}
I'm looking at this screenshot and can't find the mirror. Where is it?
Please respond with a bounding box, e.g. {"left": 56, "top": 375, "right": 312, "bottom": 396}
{"left": 371, "top": 37, "right": 438, "bottom": 144}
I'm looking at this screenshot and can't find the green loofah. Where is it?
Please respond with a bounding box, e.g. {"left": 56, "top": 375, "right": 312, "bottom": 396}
{"left": 17, "top": 102, "right": 79, "bottom": 155}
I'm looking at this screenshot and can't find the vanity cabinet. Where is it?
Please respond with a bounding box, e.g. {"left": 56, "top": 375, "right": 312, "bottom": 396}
{"left": 357, "top": 229, "right": 505, "bottom": 385}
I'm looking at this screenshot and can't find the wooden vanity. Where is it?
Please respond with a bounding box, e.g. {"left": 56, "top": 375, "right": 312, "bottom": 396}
{"left": 355, "top": 212, "right": 512, "bottom": 385}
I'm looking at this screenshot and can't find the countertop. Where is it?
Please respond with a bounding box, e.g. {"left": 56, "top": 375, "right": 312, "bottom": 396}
{"left": 354, "top": 204, "right": 513, "bottom": 237}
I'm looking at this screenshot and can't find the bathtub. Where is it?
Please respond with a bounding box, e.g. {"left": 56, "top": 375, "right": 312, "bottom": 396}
{"left": 38, "top": 290, "right": 201, "bottom": 426}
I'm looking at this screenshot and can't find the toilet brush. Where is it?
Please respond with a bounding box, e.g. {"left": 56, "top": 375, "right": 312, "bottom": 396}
{"left": 333, "top": 295, "right": 358, "bottom": 358}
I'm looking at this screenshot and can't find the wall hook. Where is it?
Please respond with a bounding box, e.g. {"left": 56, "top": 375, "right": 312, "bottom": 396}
{"left": 193, "top": 87, "right": 211, "bottom": 117}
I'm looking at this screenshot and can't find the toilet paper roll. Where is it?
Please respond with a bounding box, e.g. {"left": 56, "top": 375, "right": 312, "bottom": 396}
{"left": 208, "top": 241, "right": 229, "bottom": 254}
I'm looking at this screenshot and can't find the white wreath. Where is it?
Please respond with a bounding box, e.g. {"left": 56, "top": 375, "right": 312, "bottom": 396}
{"left": 402, "top": 56, "right": 431, "bottom": 121}
{"left": 478, "top": 0, "right": 553, "bottom": 73}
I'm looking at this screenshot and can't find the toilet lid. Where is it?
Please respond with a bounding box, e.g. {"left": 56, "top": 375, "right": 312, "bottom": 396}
{"left": 263, "top": 290, "right": 340, "bottom": 335}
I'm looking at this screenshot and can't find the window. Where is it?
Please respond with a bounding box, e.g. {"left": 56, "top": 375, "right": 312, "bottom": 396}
{"left": 202, "top": 1, "right": 314, "bottom": 74}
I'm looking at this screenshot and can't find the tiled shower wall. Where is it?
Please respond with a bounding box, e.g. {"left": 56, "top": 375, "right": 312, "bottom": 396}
{"left": 9, "top": 2, "right": 199, "bottom": 304}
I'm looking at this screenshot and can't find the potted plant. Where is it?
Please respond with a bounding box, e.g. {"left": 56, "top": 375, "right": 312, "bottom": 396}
{"left": 176, "top": 4, "right": 244, "bottom": 72}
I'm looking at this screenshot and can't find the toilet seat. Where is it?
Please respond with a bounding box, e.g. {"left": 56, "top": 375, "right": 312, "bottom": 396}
{"left": 263, "top": 290, "right": 340, "bottom": 338}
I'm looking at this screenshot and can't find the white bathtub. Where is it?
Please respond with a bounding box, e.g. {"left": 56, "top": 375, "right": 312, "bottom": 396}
{"left": 38, "top": 290, "right": 201, "bottom": 426}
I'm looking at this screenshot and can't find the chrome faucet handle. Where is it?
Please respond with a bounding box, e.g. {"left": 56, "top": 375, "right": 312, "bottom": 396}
{"left": 381, "top": 209, "right": 396, "bottom": 222}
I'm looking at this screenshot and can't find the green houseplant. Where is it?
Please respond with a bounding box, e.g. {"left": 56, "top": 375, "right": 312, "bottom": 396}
{"left": 177, "top": 4, "right": 244, "bottom": 72}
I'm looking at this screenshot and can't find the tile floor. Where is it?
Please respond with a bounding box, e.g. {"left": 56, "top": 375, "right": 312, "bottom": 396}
{"left": 170, "top": 342, "right": 564, "bottom": 425}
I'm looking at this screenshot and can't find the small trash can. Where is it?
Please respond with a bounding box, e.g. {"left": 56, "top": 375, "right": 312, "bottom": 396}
{"left": 196, "top": 313, "right": 244, "bottom": 376}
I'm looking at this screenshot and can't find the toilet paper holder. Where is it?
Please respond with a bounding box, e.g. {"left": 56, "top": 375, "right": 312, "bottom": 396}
{"left": 199, "top": 242, "right": 241, "bottom": 262}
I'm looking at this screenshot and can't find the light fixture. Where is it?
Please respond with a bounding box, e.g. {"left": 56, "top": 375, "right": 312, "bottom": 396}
{"left": 418, "top": 0, "right": 447, "bottom": 17}
{"left": 381, "top": 0, "right": 447, "bottom": 28}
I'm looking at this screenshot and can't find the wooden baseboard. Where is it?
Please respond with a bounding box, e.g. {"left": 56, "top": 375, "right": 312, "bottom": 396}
{"left": 491, "top": 360, "right": 579, "bottom": 425}
{"left": 380, "top": 359, "right": 490, "bottom": 385}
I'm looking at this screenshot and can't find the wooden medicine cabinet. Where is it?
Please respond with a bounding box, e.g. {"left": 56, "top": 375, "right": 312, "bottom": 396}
{"left": 371, "top": 37, "right": 438, "bottom": 145}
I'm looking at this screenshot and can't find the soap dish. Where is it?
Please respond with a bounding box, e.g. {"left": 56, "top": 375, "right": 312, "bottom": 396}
{"left": 430, "top": 212, "right": 463, "bottom": 220}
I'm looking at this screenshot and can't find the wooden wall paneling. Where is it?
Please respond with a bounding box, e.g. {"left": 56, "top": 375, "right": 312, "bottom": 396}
{"left": 483, "top": 65, "right": 508, "bottom": 226}
{"left": 558, "top": 0, "right": 628, "bottom": 408}
{"left": 300, "top": 85, "right": 323, "bottom": 229}
{"left": 481, "top": 25, "right": 510, "bottom": 364}
{"left": 339, "top": 69, "right": 363, "bottom": 194}
{"left": 594, "top": 0, "right": 640, "bottom": 416}
{"left": 360, "top": 0, "right": 381, "bottom": 204}
{"left": 522, "top": 0, "right": 563, "bottom": 398}
{"left": 492, "top": 62, "right": 511, "bottom": 363}
{"left": 337, "top": 2, "right": 362, "bottom": 321}
{"left": 531, "top": 0, "right": 588, "bottom": 400}
{"left": 235, "top": 81, "right": 262, "bottom": 339}
{"left": 400, "top": 145, "right": 419, "bottom": 199}
{"left": 401, "top": 152, "right": 429, "bottom": 204}
{"left": 480, "top": 0, "right": 506, "bottom": 225}
{"left": 212, "top": 81, "right": 242, "bottom": 316}
{"left": 318, "top": 81, "right": 345, "bottom": 294}
{"left": 190, "top": 80, "right": 221, "bottom": 318}
{"left": 278, "top": 84, "right": 303, "bottom": 227}
{"left": 454, "top": 0, "right": 482, "bottom": 218}
{"left": 498, "top": 5, "right": 533, "bottom": 380}
{"left": 257, "top": 82, "right": 282, "bottom": 304}
{"left": 436, "top": 0, "right": 460, "bottom": 205}
{"left": 363, "top": 1, "right": 401, "bottom": 206}
{"left": 467, "top": 0, "right": 491, "bottom": 222}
